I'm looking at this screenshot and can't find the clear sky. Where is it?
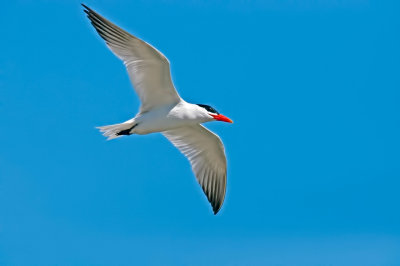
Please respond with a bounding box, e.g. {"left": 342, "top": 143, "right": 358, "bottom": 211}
{"left": 1, "top": 0, "right": 400, "bottom": 265}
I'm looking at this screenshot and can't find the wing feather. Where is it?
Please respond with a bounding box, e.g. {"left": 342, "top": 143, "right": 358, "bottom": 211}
{"left": 163, "top": 125, "right": 227, "bottom": 214}
{"left": 82, "top": 4, "right": 180, "bottom": 112}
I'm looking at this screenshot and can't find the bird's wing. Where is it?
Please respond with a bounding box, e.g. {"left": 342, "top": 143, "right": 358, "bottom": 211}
{"left": 162, "top": 124, "right": 227, "bottom": 214}
{"left": 83, "top": 4, "right": 181, "bottom": 112}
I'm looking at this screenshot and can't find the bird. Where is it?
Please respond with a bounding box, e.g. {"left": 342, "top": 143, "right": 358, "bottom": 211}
{"left": 82, "top": 4, "right": 232, "bottom": 214}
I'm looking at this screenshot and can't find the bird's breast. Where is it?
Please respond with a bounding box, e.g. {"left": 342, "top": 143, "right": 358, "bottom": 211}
{"left": 132, "top": 105, "right": 204, "bottom": 134}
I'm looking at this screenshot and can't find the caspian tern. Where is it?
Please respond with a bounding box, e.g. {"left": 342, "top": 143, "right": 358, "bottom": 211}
{"left": 82, "top": 4, "right": 232, "bottom": 214}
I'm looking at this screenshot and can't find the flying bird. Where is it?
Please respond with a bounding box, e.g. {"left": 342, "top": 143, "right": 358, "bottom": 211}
{"left": 82, "top": 4, "right": 232, "bottom": 214}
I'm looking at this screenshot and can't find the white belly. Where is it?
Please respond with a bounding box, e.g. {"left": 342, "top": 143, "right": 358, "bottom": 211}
{"left": 132, "top": 103, "right": 208, "bottom": 135}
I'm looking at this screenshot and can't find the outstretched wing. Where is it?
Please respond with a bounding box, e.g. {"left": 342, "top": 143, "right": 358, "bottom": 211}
{"left": 83, "top": 4, "right": 181, "bottom": 112}
{"left": 163, "top": 125, "right": 227, "bottom": 214}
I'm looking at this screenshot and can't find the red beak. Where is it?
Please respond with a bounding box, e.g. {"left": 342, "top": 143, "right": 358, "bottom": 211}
{"left": 211, "top": 114, "right": 233, "bottom": 123}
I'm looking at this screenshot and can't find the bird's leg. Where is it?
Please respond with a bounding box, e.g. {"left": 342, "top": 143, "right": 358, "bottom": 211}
{"left": 116, "top": 124, "right": 138, "bottom": 136}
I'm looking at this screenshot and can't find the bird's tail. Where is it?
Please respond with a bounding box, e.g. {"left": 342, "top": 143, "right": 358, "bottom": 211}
{"left": 96, "top": 119, "right": 136, "bottom": 140}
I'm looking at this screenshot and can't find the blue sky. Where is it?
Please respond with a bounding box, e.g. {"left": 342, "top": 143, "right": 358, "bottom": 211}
{"left": 1, "top": 0, "right": 400, "bottom": 265}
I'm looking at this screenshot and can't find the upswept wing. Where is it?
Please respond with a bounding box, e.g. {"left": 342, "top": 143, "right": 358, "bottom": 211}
{"left": 83, "top": 4, "right": 181, "bottom": 112}
{"left": 163, "top": 125, "right": 227, "bottom": 214}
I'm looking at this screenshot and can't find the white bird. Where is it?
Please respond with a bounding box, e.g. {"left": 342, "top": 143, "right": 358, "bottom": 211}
{"left": 82, "top": 4, "right": 233, "bottom": 214}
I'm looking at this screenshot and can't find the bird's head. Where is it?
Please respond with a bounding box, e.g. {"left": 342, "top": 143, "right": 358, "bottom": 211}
{"left": 196, "top": 104, "right": 233, "bottom": 123}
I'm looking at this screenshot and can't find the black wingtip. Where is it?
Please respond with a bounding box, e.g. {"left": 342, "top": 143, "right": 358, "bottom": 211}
{"left": 81, "top": 3, "right": 90, "bottom": 16}
{"left": 213, "top": 205, "right": 221, "bottom": 215}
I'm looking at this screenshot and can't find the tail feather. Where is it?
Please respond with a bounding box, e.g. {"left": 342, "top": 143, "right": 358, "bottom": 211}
{"left": 97, "top": 120, "right": 135, "bottom": 140}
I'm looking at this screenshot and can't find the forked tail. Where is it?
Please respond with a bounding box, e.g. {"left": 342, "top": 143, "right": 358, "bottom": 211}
{"left": 97, "top": 120, "right": 136, "bottom": 140}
